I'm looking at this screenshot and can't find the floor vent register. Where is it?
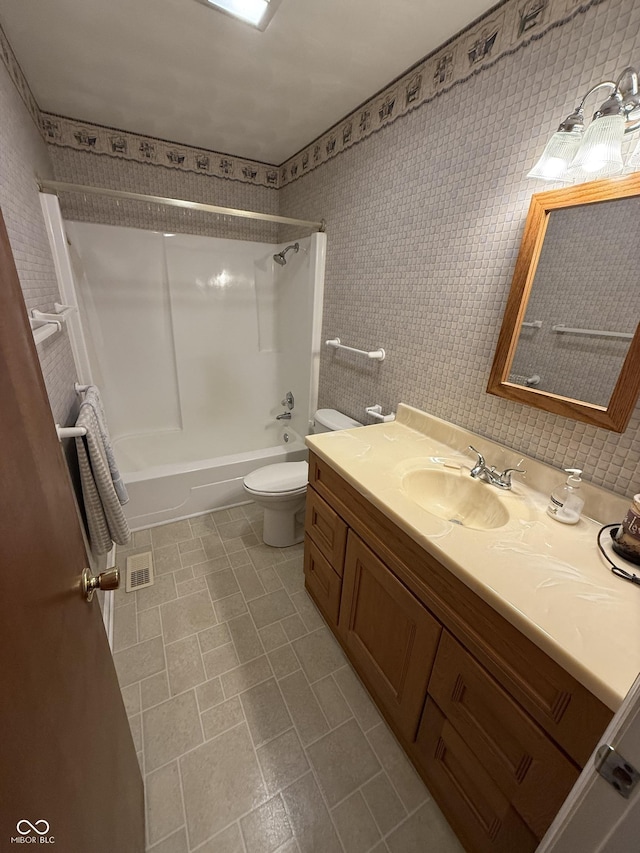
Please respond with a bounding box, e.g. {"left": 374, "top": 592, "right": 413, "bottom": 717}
{"left": 125, "top": 551, "right": 155, "bottom": 593}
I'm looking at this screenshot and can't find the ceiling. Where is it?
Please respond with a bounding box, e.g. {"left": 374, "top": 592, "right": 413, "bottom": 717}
{"left": 0, "top": 0, "right": 497, "bottom": 164}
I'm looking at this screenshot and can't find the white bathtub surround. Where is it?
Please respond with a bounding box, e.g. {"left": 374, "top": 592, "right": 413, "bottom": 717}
{"left": 57, "top": 221, "right": 326, "bottom": 527}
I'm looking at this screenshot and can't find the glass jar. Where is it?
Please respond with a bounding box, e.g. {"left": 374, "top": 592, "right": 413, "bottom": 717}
{"left": 612, "top": 494, "right": 640, "bottom": 566}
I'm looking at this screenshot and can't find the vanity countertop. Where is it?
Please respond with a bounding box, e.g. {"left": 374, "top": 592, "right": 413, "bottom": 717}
{"left": 306, "top": 404, "right": 640, "bottom": 711}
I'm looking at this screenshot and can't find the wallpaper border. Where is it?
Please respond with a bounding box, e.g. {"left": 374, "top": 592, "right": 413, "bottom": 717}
{"left": 279, "top": 0, "right": 605, "bottom": 186}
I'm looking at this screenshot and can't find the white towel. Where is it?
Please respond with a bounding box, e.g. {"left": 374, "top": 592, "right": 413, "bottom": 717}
{"left": 75, "top": 405, "right": 131, "bottom": 555}
{"left": 80, "top": 385, "right": 129, "bottom": 505}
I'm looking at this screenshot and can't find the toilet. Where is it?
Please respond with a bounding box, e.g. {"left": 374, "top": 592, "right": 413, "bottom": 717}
{"left": 243, "top": 409, "right": 362, "bottom": 547}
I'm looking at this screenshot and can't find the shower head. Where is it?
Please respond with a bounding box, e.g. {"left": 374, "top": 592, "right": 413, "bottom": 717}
{"left": 273, "top": 243, "right": 299, "bottom": 266}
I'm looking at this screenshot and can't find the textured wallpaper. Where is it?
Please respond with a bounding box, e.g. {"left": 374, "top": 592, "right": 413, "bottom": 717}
{"left": 49, "top": 148, "right": 282, "bottom": 244}
{"left": 280, "top": 0, "right": 640, "bottom": 498}
{"left": 0, "top": 60, "right": 78, "bottom": 426}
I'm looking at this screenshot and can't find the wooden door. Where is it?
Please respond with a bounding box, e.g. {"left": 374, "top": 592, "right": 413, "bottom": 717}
{"left": 0, "top": 212, "right": 144, "bottom": 853}
{"left": 538, "top": 671, "right": 640, "bottom": 853}
{"left": 338, "top": 530, "right": 441, "bottom": 742}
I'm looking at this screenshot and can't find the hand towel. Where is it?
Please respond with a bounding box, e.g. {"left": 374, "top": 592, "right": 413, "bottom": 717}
{"left": 80, "top": 385, "right": 129, "bottom": 505}
{"left": 75, "top": 404, "right": 131, "bottom": 555}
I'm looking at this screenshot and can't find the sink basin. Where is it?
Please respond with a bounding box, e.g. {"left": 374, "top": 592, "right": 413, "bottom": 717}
{"left": 402, "top": 468, "right": 510, "bottom": 530}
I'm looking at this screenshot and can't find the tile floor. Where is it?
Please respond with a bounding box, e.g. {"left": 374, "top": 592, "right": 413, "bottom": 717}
{"left": 112, "top": 504, "right": 464, "bottom": 853}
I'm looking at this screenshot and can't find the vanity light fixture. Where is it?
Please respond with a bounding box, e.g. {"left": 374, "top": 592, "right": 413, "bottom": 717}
{"left": 528, "top": 67, "right": 640, "bottom": 183}
{"left": 194, "top": 0, "right": 282, "bottom": 30}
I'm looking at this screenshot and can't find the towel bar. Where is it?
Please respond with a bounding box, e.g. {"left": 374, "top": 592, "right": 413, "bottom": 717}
{"left": 365, "top": 404, "right": 396, "bottom": 422}
{"left": 56, "top": 424, "right": 87, "bottom": 440}
{"left": 552, "top": 324, "right": 633, "bottom": 340}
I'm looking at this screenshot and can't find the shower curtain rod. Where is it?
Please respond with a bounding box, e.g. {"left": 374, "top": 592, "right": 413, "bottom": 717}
{"left": 37, "top": 179, "right": 326, "bottom": 232}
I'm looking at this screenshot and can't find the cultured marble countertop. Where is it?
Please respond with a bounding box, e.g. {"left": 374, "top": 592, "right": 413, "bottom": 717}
{"left": 306, "top": 404, "right": 640, "bottom": 711}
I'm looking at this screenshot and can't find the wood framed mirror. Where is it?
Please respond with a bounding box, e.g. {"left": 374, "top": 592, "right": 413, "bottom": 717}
{"left": 488, "top": 173, "right": 640, "bottom": 432}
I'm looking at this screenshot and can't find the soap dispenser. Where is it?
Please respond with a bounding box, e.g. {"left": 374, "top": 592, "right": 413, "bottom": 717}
{"left": 547, "top": 468, "right": 584, "bottom": 524}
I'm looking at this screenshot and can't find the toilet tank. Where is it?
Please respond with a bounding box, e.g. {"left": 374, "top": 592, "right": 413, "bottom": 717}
{"left": 313, "top": 408, "right": 363, "bottom": 433}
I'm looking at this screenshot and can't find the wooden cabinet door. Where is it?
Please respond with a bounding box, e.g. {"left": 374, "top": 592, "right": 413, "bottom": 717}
{"left": 339, "top": 531, "right": 441, "bottom": 741}
{"left": 416, "top": 700, "right": 538, "bottom": 853}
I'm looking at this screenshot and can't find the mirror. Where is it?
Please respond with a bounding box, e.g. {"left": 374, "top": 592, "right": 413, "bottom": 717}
{"left": 488, "top": 173, "right": 640, "bottom": 432}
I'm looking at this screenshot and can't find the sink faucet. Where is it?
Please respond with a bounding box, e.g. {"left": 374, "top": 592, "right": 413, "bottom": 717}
{"left": 468, "top": 446, "right": 525, "bottom": 490}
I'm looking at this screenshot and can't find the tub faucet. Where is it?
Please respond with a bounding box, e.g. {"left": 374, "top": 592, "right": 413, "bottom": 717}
{"left": 468, "top": 446, "right": 525, "bottom": 490}
{"left": 282, "top": 391, "right": 294, "bottom": 410}
{"left": 276, "top": 411, "right": 292, "bottom": 420}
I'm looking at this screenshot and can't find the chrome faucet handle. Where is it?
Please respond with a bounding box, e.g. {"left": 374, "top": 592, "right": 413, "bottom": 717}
{"left": 282, "top": 391, "right": 294, "bottom": 410}
{"left": 494, "top": 467, "right": 526, "bottom": 489}
{"left": 468, "top": 445, "right": 485, "bottom": 464}
{"left": 468, "top": 445, "right": 487, "bottom": 479}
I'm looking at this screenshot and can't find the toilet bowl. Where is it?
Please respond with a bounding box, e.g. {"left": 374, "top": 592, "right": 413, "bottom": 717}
{"left": 243, "top": 409, "right": 362, "bottom": 547}
{"left": 243, "top": 461, "right": 309, "bottom": 547}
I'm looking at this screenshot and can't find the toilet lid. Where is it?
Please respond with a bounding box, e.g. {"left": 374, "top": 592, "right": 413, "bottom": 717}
{"left": 314, "top": 409, "right": 362, "bottom": 430}
{"left": 244, "top": 461, "right": 309, "bottom": 494}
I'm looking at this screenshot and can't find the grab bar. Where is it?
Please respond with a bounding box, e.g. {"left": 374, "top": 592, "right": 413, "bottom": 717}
{"left": 325, "top": 338, "right": 386, "bottom": 361}
{"left": 31, "top": 318, "right": 62, "bottom": 344}
{"left": 521, "top": 320, "right": 542, "bottom": 328}
{"left": 552, "top": 324, "right": 634, "bottom": 340}
{"left": 30, "top": 303, "right": 77, "bottom": 345}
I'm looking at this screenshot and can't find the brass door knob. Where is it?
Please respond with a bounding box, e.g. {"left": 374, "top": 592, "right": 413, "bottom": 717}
{"left": 81, "top": 567, "right": 120, "bottom": 602}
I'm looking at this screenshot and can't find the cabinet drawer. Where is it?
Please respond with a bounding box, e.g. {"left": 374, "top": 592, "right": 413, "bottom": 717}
{"left": 429, "top": 632, "right": 579, "bottom": 839}
{"left": 304, "top": 536, "right": 342, "bottom": 626}
{"left": 305, "top": 486, "right": 347, "bottom": 575}
{"left": 339, "top": 531, "right": 441, "bottom": 742}
{"left": 415, "top": 699, "right": 538, "bottom": 853}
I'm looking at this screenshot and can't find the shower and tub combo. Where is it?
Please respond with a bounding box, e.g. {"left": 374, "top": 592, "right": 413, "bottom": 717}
{"left": 39, "top": 187, "right": 338, "bottom": 539}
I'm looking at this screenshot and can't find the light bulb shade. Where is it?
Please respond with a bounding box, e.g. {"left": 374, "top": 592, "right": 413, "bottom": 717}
{"left": 527, "top": 129, "right": 583, "bottom": 182}
{"left": 567, "top": 114, "right": 625, "bottom": 182}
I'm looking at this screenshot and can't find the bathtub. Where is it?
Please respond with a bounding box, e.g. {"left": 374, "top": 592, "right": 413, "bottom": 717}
{"left": 121, "top": 432, "right": 307, "bottom": 530}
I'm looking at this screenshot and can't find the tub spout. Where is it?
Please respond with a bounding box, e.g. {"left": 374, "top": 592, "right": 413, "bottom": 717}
{"left": 276, "top": 412, "right": 292, "bottom": 420}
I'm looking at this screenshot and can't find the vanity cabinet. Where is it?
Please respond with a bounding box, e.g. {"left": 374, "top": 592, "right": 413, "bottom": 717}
{"left": 304, "top": 452, "right": 613, "bottom": 853}
{"left": 339, "top": 531, "right": 442, "bottom": 742}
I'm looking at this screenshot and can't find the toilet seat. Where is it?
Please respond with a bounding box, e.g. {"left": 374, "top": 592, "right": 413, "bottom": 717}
{"left": 243, "top": 461, "right": 309, "bottom": 496}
